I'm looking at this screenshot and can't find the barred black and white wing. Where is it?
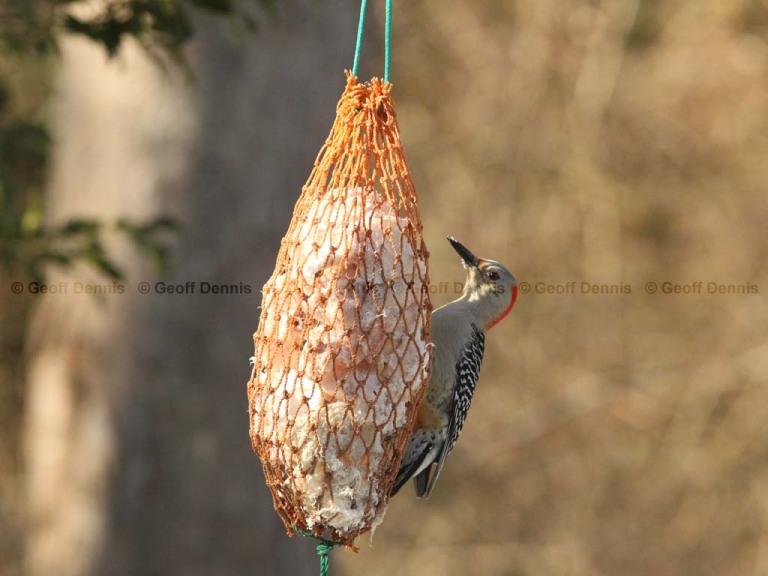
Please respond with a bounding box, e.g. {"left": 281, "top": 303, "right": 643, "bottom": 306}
{"left": 423, "top": 325, "right": 485, "bottom": 496}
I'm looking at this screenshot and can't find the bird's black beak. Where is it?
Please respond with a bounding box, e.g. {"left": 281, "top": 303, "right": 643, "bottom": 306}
{"left": 447, "top": 236, "right": 479, "bottom": 269}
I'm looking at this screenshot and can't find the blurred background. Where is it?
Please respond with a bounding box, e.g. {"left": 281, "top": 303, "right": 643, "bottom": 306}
{"left": 1, "top": 1, "right": 768, "bottom": 575}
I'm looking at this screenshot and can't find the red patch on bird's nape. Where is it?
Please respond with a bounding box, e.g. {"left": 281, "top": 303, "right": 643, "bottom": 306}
{"left": 486, "top": 284, "right": 518, "bottom": 331}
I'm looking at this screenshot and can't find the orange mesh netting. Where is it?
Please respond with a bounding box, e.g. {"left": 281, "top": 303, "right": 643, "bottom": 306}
{"left": 247, "top": 74, "right": 432, "bottom": 545}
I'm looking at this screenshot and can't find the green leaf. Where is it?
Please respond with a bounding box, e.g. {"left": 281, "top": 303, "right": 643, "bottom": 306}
{"left": 37, "top": 251, "right": 73, "bottom": 266}
{"left": 0, "top": 82, "right": 8, "bottom": 116}
{"left": 188, "top": 0, "right": 234, "bottom": 14}
{"left": 58, "top": 219, "right": 100, "bottom": 236}
{"left": 87, "top": 249, "right": 125, "bottom": 280}
{"left": 0, "top": 122, "right": 50, "bottom": 170}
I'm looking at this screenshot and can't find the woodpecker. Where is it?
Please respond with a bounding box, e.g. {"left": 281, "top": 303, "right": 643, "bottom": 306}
{"left": 391, "top": 236, "right": 518, "bottom": 498}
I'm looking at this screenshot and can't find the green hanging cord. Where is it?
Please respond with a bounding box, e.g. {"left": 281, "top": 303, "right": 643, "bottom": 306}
{"left": 351, "top": 0, "right": 368, "bottom": 78}
{"left": 383, "top": 0, "right": 392, "bottom": 83}
{"left": 351, "top": 0, "right": 393, "bottom": 83}
{"left": 292, "top": 524, "right": 344, "bottom": 576}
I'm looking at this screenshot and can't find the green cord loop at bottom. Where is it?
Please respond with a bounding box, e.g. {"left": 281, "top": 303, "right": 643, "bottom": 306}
{"left": 317, "top": 542, "right": 336, "bottom": 576}
{"left": 292, "top": 524, "right": 344, "bottom": 576}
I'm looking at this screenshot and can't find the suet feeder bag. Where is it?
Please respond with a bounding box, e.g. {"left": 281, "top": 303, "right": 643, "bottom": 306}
{"left": 248, "top": 73, "right": 432, "bottom": 545}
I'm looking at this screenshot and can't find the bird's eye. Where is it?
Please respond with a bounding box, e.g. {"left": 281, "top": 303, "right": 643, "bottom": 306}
{"left": 487, "top": 271, "right": 500, "bottom": 281}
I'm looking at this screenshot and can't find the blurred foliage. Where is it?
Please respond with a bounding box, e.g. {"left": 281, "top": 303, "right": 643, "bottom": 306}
{"left": 116, "top": 217, "right": 178, "bottom": 275}
{"left": 0, "top": 0, "right": 276, "bottom": 60}
{"left": 625, "top": 0, "right": 661, "bottom": 51}
{"left": 739, "top": 0, "right": 768, "bottom": 33}
{"left": 0, "top": 0, "right": 272, "bottom": 284}
{"left": 0, "top": 65, "right": 169, "bottom": 283}
{"left": 0, "top": 213, "right": 178, "bottom": 284}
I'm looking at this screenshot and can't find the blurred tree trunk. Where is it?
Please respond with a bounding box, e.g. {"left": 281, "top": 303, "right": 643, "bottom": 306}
{"left": 0, "top": 292, "right": 30, "bottom": 576}
{"left": 23, "top": 2, "right": 359, "bottom": 575}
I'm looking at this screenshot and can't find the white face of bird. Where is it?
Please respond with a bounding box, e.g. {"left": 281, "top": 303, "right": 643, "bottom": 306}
{"left": 447, "top": 237, "right": 518, "bottom": 330}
